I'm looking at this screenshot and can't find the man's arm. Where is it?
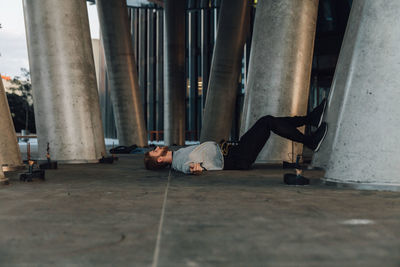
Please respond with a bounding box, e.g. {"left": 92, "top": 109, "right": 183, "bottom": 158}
{"left": 181, "top": 162, "right": 203, "bottom": 174}
{"left": 189, "top": 163, "right": 205, "bottom": 175}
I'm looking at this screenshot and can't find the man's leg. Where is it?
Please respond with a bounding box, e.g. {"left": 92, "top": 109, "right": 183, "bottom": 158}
{"left": 224, "top": 100, "right": 328, "bottom": 170}
{"left": 278, "top": 99, "right": 327, "bottom": 128}
{"left": 225, "top": 115, "right": 302, "bottom": 169}
{"left": 276, "top": 115, "right": 307, "bottom": 128}
{"left": 240, "top": 115, "right": 308, "bottom": 157}
{"left": 226, "top": 115, "right": 324, "bottom": 170}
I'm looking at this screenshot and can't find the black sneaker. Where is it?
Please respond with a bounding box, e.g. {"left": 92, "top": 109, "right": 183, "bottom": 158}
{"left": 308, "top": 122, "right": 328, "bottom": 152}
{"left": 308, "top": 98, "right": 327, "bottom": 127}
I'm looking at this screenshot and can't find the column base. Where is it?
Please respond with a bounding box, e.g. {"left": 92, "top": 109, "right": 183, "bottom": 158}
{"left": 0, "top": 171, "right": 9, "bottom": 185}
{"left": 2, "top": 165, "right": 26, "bottom": 172}
{"left": 50, "top": 159, "right": 100, "bottom": 164}
{"left": 0, "top": 179, "right": 10, "bottom": 185}
{"left": 35, "top": 159, "right": 100, "bottom": 164}
{"left": 323, "top": 178, "right": 400, "bottom": 192}
{"left": 255, "top": 159, "right": 284, "bottom": 164}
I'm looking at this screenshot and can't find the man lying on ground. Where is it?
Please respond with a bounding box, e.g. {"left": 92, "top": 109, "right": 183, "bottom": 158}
{"left": 144, "top": 100, "right": 328, "bottom": 174}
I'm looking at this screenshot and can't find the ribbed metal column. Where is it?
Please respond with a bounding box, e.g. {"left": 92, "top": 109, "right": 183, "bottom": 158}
{"left": 147, "top": 9, "right": 156, "bottom": 133}
{"left": 188, "top": 10, "right": 199, "bottom": 140}
{"left": 164, "top": 0, "right": 186, "bottom": 145}
{"left": 98, "top": 34, "right": 117, "bottom": 139}
{"left": 0, "top": 77, "right": 23, "bottom": 169}
{"left": 96, "top": 0, "right": 147, "bottom": 147}
{"left": 130, "top": 8, "right": 139, "bottom": 63}
{"left": 23, "top": 0, "right": 105, "bottom": 163}
{"left": 138, "top": 9, "right": 147, "bottom": 128}
{"left": 156, "top": 10, "right": 164, "bottom": 133}
{"left": 200, "top": 0, "right": 250, "bottom": 143}
{"left": 200, "top": 0, "right": 210, "bottom": 109}
{"left": 312, "top": 0, "right": 400, "bottom": 187}
{"left": 241, "top": 0, "right": 319, "bottom": 163}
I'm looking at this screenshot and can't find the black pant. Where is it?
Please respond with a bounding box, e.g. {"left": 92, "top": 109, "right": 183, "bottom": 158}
{"left": 223, "top": 115, "right": 311, "bottom": 170}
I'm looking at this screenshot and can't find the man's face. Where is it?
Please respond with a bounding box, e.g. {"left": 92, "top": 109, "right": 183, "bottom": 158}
{"left": 149, "top": 146, "right": 169, "bottom": 157}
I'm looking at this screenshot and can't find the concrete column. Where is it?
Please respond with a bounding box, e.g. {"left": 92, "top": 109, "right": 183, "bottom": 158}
{"left": 312, "top": 0, "right": 400, "bottom": 187}
{"left": 241, "top": 0, "right": 319, "bottom": 163}
{"left": 164, "top": 0, "right": 186, "bottom": 145}
{"left": 200, "top": 0, "right": 250, "bottom": 143}
{"left": 0, "top": 76, "right": 23, "bottom": 170}
{"left": 23, "top": 0, "right": 105, "bottom": 163}
{"left": 96, "top": 0, "right": 147, "bottom": 147}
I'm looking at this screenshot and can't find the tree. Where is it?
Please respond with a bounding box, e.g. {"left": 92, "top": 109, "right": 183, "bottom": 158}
{"left": 7, "top": 68, "right": 36, "bottom": 133}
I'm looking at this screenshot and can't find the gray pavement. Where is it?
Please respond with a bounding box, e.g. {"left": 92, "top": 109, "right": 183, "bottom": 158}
{"left": 1, "top": 154, "right": 400, "bottom": 266}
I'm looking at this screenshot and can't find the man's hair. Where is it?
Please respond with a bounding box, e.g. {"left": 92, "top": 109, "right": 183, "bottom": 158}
{"left": 144, "top": 151, "right": 169, "bottom": 170}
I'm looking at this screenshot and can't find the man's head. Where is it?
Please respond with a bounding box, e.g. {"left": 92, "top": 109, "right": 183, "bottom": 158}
{"left": 144, "top": 146, "right": 171, "bottom": 170}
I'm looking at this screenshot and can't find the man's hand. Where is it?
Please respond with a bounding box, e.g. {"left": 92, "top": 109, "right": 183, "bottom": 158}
{"left": 189, "top": 163, "right": 203, "bottom": 175}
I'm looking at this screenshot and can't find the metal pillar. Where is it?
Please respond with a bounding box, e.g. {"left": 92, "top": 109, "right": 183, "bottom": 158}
{"left": 312, "top": 0, "right": 400, "bottom": 187}
{"left": 23, "top": 0, "right": 105, "bottom": 163}
{"left": 96, "top": 0, "right": 147, "bottom": 147}
{"left": 130, "top": 8, "right": 139, "bottom": 70}
{"left": 241, "top": 0, "right": 319, "bottom": 163}
{"left": 147, "top": 9, "right": 156, "bottom": 134}
{"left": 138, "top": 9, "right": 147, "bottom": 128}
{"left": 164, "top": 0, "right": 186, "bottom": 145}
{"left": 98, "top": 34, "right": 117, "bottom": 139}
{"left": 188, "top": 10, "right": 199, "bottom": 140}
{"left": 0, "top": 76, "right": 23, "bottom": 170}
{"left": 200, "top": 0, "right": 250, "bottom": 143}
{"left": 200, "top": 0, "right": 210, "bottom": 109}
{"left": 156, "top": 10, "right": 164, "bottom": 133}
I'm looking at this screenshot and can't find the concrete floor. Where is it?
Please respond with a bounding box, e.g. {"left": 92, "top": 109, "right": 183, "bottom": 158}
{"left": 1, "top": 154, "right": 400, "bottom": 266}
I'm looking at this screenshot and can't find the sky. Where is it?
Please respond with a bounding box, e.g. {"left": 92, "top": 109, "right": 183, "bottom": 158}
{"left": 0, "top": 1, "right": 100, "bottom": 78}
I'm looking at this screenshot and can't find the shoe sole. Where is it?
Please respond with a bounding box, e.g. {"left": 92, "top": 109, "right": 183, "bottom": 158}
{"left": 314, "top": 125, "right": 328, "bottom": 152}
{"left": 317, "top": 100, "right": 327, "bottom": 128}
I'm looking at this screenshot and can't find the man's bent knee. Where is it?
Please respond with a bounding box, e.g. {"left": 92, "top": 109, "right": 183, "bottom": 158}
{"left": 258, "top": 115, "right": 274, "bottom": 126}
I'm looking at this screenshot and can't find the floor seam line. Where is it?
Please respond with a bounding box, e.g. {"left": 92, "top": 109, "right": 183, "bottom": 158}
{"left": 151, "top": 169, "right": 171, "bottom": 267}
